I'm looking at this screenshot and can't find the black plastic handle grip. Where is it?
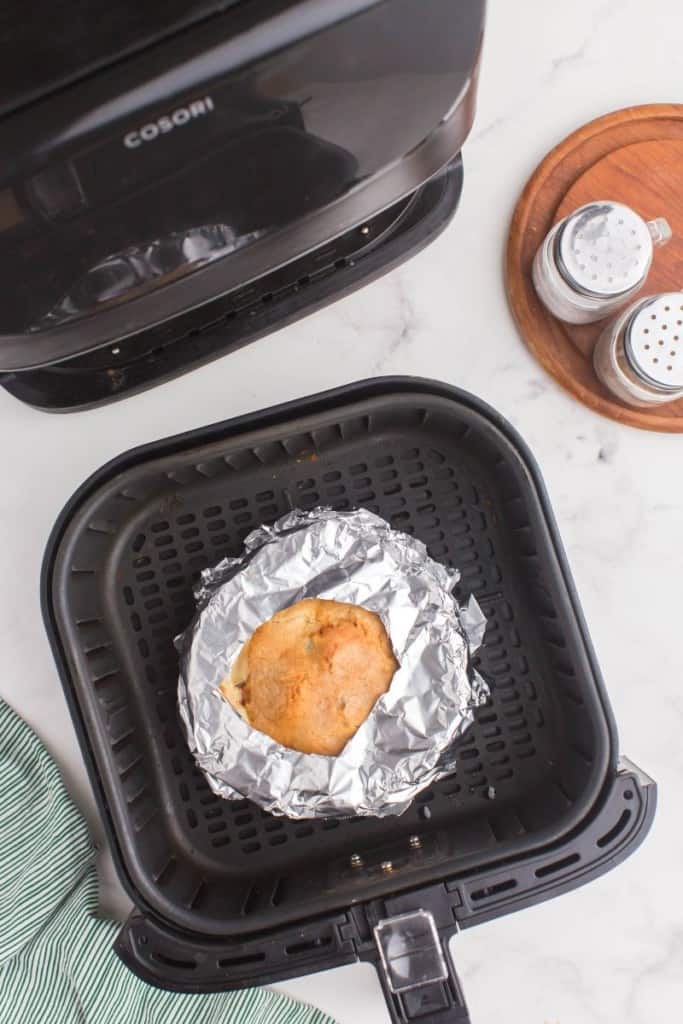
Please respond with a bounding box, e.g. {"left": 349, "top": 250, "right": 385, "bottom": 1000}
{"left": 372, "top": 929, "right": 471, "bottom": 1024}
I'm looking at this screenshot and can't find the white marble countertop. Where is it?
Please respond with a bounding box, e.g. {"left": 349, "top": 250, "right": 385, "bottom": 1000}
{"left": 2, "top": 1, "right": 682, "bottom": 1021}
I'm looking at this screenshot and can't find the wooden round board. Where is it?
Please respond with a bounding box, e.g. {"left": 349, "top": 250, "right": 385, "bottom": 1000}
{"left": 506, "top": 104, "right": 683, "bottom": 432}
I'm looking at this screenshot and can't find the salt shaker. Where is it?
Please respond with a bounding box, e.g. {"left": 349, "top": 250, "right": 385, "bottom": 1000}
{"left": 532, "top": 201, "right": 672, "bottom": 324}
{"left": 593, "top": 292, "right": 683, "bottom": 407}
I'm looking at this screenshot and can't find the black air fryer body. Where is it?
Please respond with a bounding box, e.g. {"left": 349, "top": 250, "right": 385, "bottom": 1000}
{"left": 0, "top": 0, "right": 485, "bottom": 408}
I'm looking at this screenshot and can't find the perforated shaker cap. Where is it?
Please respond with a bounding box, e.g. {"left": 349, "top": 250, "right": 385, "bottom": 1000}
{"left": 624, "top": 293, "right": 683, "bottom": 391}
{"left": 556, "top": 202, "right": 653, "bottom": 299}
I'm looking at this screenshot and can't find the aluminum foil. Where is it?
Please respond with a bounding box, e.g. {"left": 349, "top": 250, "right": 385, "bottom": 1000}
{"left": 177, "top": 508, "right": 488, "bottom": 819}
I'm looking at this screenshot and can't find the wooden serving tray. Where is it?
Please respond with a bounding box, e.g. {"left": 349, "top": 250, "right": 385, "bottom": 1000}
{"left": 506, "top": 104, "right": 683, "bottom": 432}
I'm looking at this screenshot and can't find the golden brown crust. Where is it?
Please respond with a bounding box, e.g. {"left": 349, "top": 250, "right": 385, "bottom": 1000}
{"left": 219, "top": 598, "right": 398, "bottom": 756}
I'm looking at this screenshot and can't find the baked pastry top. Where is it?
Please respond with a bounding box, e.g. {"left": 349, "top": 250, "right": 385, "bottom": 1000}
{"left": 220, "top": 598, "right": 398, "bottom": 755}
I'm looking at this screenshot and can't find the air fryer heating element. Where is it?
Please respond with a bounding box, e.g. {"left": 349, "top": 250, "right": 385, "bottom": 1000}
{"left": 42, "top": 378, "right": 656, "bottom": 1023}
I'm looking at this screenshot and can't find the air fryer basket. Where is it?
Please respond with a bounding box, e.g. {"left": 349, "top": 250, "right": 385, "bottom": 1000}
{"left": 43, "top": 378, "right": 656, "bottom": 1023}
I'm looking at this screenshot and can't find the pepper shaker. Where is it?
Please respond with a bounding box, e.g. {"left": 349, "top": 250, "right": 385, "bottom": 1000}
{"left": 533, "top": 201, "right": 672, "bottom": 324}
{"left": 594, "top": 292, "right": 683, "bottom": 407}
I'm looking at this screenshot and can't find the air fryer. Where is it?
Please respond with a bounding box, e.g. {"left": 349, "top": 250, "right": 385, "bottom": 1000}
{"left": 0, "top": 0, "right": 486, "bottom": 409}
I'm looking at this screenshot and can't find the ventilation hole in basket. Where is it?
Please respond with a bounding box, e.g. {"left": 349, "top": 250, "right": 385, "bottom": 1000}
{"left": 485, "top": 739, "right": 506, "bottom": 753}
{"left": 269, "top": 834, "right": 287, "bottom": 847}
{"left": 218, "top": 952, "right": 265, "bottom": 969}
{"left": 153, "top": 952, "right": 197, "bottom": 970}
{"left": 239, "top": 827, "right": 258, "bottom": 840}
{"left": 122, "top": 586, "right": 134, "bottom": 606}
{"left": 416, "top": 790, "right": 435, "bottom": 803}
{"left": 286, "top": 937, "right": 332, "bottom": 956}
{"left": 211, "top": 534, "right": 231, "bottom": 547}
{"left": 211, "top": 834, "right": 231, "bottom": 848}
{"left": 460, "top": 748, "right": 480, "bottom": 761}
{"left": 597, "top": 810, "right": 632, "bottom": 849}
{"left": 186, "top": 809, "right": 198, "bottom": 829}
{"left": 180, "top": 527, "right": 200, "bottom": 540}
{"left": 207, "top": 519, "right": 227, "bottom": 532}
{"left": 208, "top": 821, "right": 227, "bottom": 834}
{"left": 241, "top": 887, "right": 261, "bottom": 915}
{"left": 228, "top": 499, "right": 247, "bottom": 511}
{"left": 130, "top": 613, "right": 142, "bottom": 632}
{"left": 133, "top": 555, "right": 151, "bottom": 569}
{"left": 150, "top": 521, "right": 170, "bottom": 533}
{"left": 295, "top": 825, "right": 314, "bottom": 838}
{"left": 234, "top": 813, "right": 253, "bottom": 826}
{"left": 511, "top": 733, "right": 532, "bottom": 746}
{"left": 441, "top": 782, "right": 461, "bottom": 797}
{"left": 263, "top": 820, "right": 284, "bottom": 832}
{"left": 159, "top": 548, "right": 179, "bottom": 562}
{"left": 471, "top": 878, "right": 517, "bottom": 902}
{"left": 177, "top": 513, "right": 195, "bottom": 526}
{"left": 535, "top": 852, "right": 580, "bottom": 879}
{"left": 502, "top": 707, "right": 524, "bottom": 720}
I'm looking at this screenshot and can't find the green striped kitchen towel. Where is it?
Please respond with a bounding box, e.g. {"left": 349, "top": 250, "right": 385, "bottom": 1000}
{"left": 0, "top": 699, "right": 334, "bottom": 1024}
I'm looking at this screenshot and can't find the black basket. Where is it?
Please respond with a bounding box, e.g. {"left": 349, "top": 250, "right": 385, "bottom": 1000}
{"left": 42, "top": 378, "right": 656, "bottom": 1023}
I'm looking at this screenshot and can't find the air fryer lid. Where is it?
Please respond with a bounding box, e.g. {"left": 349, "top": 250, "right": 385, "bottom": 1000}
{"left": 0, "top": 0, "right": 485, "bottom": 371}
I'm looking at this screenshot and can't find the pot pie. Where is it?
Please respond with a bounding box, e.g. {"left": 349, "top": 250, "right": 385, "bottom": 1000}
{"left": 220, "top": 598, "right": 398, "bottom": 756}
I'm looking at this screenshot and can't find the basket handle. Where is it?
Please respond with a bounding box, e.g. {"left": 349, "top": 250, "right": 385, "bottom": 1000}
{"left": 371, "top": 913, "right": 471, "bottom": 1023}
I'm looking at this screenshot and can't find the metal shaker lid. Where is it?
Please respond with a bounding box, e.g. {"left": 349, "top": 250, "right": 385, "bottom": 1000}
{"left": 624, "top": 293, "right": 683, "bottom": 391}
{"left": 555, "top": 201, "right": 653, "bottom": 299}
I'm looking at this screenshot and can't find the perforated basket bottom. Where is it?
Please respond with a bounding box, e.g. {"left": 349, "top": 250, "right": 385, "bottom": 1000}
{"left": 47, "top": 381, "right": 611, "bottom": 937}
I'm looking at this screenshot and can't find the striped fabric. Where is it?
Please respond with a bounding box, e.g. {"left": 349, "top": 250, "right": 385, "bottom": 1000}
{"left": 0, "top": 699, "right": 334, "bottom": 1024}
